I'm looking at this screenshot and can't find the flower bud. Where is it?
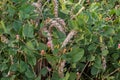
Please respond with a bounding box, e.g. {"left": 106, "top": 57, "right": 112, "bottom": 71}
{"left": 16, "top": 35, "right": 20, "bottom": 40}
{"left": 40, "top": 50, "right": 45, "bottom": 55}
{"left": 47, "top": 41, "right": 51, "bottom": 48}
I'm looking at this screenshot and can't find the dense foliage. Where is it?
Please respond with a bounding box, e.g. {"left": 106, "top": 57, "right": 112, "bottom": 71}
{"left": 0, "top": 0, "right": 120, "bottom": 80}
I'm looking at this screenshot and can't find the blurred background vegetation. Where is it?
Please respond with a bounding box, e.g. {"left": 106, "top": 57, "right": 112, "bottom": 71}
{"left": 0, "top": 0, "right": 120, "bottom": 80}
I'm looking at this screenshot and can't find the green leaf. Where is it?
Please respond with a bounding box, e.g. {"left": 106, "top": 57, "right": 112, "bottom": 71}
{"left": 87, "top": 55, "right": 95, "bottom": 61}
{"left": 68, "top": 47, "right": 84, "bottom": 63}
{"left": 0, "top": 63, "right": 8, "bottom": 72}
{"left": 115, "top": 8, "right": 120, "bottom": 16}
{"left": 68, "top": 72, "right": 76, "bottom": 80}
{"left": 63, "top": 72, "right": 70, "bottom": 80}
{"left": 27, "top": 55, "right": 36, "bottom": 66}
{"left": 26, "top": 41, "right": 35, "bottom": 50}
{"left": 10, "top": 63, "right": 17, "bottom": 71}
{"left": 91, "top": 66, "right": 99, "bottom": 75}
{"left": 101, "top": 49, "right": 109, "bottom": 56}
{"left": 39, "top": 43, "right": 47, "bottom": 51}
{"left": 13, "top": 21, "right": 22, "bottom": 32}
{"left": 0, "top": 21, "right": 8, "bottom": 33}
{"left": 89, "top": 2, "right": 100, "bottom": 12}
{"left": 51, "top": 71, "right": 60, "bottom": 80}
{"left": 7, "top": 5, "right": 16, "bottom": 17}
{"left": 104, "top": 27, "right": 115, "bottom": 36}
{"left": 72, "top": 48, "right": 84, "bottom": 62}
{"left": 1, "top": 77, "right": 10, "bottom": 80}
{"left": 112, "top": 53, "right": 119, "bottom": 60}
{"left": 70, "top": 20, "right": 79, "bottom": 30}
{"left": 35, "top": 76, "right": 41, "bottom": 80}
{"left": 19, "top": 4, "right": 34, "bottom": 14}
{"left": 45, "top": 54, "right": 58, "bottom": 67}
{"left": 41, "top": 67, "right": 48, "bottom": 77}
{"left": 25, "top": 68, "right": 35, "bottom": 79}
{"left": 22, "top": 24, "right": 34, "bottom": 38}
{"left": 93, "top": 56, "right": 102, "bottom": 69}
{"left": 18, "top": 60, "right": 27, "bottom": 73}
{"left": 88, "top": 43, "right": 97, "bottom": 52}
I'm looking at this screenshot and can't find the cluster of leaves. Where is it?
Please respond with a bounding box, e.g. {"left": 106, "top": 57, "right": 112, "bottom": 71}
{"left": 0, "top": 0, "right": 120, "bottom": 80}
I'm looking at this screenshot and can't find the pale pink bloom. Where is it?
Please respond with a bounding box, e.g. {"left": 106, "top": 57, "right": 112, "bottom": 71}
{"left": 118, "top": 44, "right": 120, "bottom": 49}
{"left": 16, "top": 35, "right": 20, "bottom": 40}
{"left": 47, "top": 41, "right": 51, "bottom": 48}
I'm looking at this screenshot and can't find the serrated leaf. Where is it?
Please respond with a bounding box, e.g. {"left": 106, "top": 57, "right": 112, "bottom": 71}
{"left": 63, "top": 72, "right": 70, "bottom": 80}
{"left": 39, "top": 43, "right": 47, "bottom": 50}
{"left": 27, "top": 55, "right": 36, "bottom": 66}
{"left": 18, "top": 60, "right": 27, "bottom": 73}
{"left": 26, "top": 41, "right": 35, "bottom": 50}
{"left": 87, "top": 55, "right": 95, "bottom": 61}
{"left": 25, "top": 69, "right": 35, "bottom": 79}
{"left": 13, "top": 21, "right": 22, "bottom": 32}
{"left": 91, "top": 66, "right": 99, "bottom": 75}
{"left": 68, "top": 48, "right": 84, "bottom": 63}
{"left": 0, "top": 63, "right": 8, "bottom": 72}
{"left": 93, "top": 56, "right": 102, "bottom": 69}
{"left": 35, "top": 76, "right": 41, "bottom": 80}
{"left": 1, "top": 21, "right": 8, "bottom": 33}
{"left": 22, "top": 24, "right": 34, "bottom": 38}
{"left": 69, "top": 72, "right": 76, "bottom": 80}
{"left": 51, "top": 71, "right": 60, "bottom": 80}
{"left": 101, "top": 49, "right": 109, "bottom": 56}
{"left": 41, "top": 67, "right": 48, "bottom": 77}
{"left": 45, "top": 54, "right": 59, "bottom": 69}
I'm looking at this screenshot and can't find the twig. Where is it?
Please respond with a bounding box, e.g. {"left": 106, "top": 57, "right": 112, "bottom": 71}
{"left": 70, "top": 0, "right": 82, "bottom": 16}
{"left": 107, "top": 68, "right": 120, "bottom": 77}
{"left": 10, "top": 55, "right": 14, "bottom": 65}
{"left": 71, "top": 7, "right": 85, "bottom": 19}
{"left": 83, "top": 72, "right": 93, "bottom": 80}
{"left": 77, "top": 62, "right": 89, "bottom": 80}
{"left": 6, "top": 55, "right": 14, "bottom": 77}
{"left": 58, "top": 60, "right": 66, "bottom": 78}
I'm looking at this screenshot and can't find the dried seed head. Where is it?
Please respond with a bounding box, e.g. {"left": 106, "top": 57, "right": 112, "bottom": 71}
{"left": 102, "top": 56, "right": 106, "bottom": 70}
{"left": 58, "top": 60, "right": 66, "bottom": 78}
{"left": 42, "top": 17, "right": 66, "bottom": 50}
{"left": 49, "top": 21, "right": 65, "bottom": 34}
{"left": 48, "top": 18, "right": 66, "bottom": 34}
{"left": 32, "top": 3, "right": 41, "bottom": 8}
{"left": 0, "top": 35, "right": 9, "bottom": 44}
